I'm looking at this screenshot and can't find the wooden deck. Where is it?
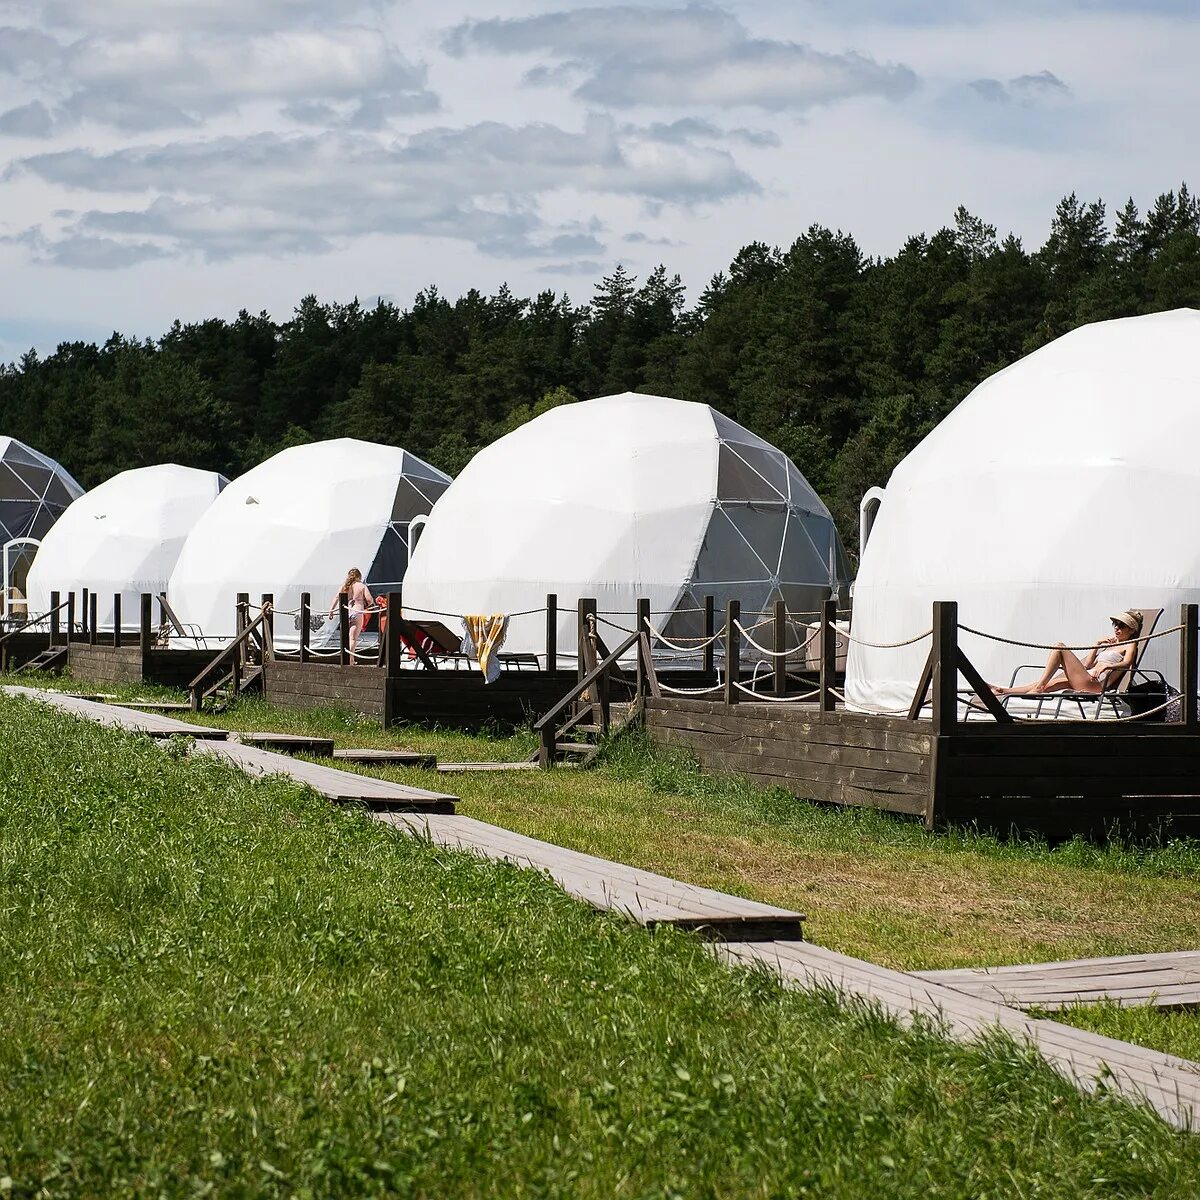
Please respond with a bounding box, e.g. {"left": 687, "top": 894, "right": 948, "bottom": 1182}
{"left": 717, "top": 940, "right": 1200, "bottom": 1131}
{"left": 381, "top": 811, "right": 806, "bottom": 942}
{"left": 916, "top": 952, "right": 1200, "bottom": 1011}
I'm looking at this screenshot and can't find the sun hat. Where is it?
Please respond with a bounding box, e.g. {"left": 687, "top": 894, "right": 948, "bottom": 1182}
{"left": 1109, "top": 609, "right": 1143, "bottom": 633}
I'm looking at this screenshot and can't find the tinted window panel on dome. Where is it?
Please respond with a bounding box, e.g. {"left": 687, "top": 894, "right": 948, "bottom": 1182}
{"left": 691, "top": 509, "right": 774, "bottom": 583}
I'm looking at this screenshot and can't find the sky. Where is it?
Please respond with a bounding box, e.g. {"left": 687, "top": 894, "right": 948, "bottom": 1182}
{"left": 0, "top": 0, "right": 1197, "bottom": 360}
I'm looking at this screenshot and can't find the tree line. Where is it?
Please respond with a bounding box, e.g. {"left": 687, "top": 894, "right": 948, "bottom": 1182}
{"left": 3, "top": 187, "right": 1198, "bottom": 557}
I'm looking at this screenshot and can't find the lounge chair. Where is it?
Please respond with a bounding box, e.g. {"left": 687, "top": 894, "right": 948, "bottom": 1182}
{"left": 1001, "top": 607, "right": 1164, "bottom": 720}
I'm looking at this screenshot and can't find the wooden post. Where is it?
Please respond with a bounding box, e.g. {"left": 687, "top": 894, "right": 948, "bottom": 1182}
{"left": 49, "top": 591, "right": 60, "bottom": 645}
{"left": 931, "top": 601, "right": 959, "bottom": 734}
{"left": 112, "top": 594, "right": 122, "bottom": 648}
{"left": 773, "top": 599, "right": 787, "bottom": 697}
{"left": 703, "top": 595, "right": 715, "bottom": 676}
{"left": 140, "top": 593, "right": 153, "bottom": 677}
{"left": 1181, "top": 603, "right": 1199, "bottom": 730}
{"left": 636, "top": 598, "right": 651, "bottom": 699}
{"left": 299, "top": 592, "right": 311, "bottom": 664}
{"left": 577, "top": 598, "right": 597, "bottom": 683}
{"left": 81, "top": 587, "right": 89, "bottom": 637}
{"left": 88, "top": 592, "right": 97, "bottom": 646}
{"left": 66, "top": 592, "right": 75, "bottom": 643}
{"left": 338, "top": 595, "right": 349, "bottom": 666}
{"left": 819, "top": 598, "right": 838, "bottom": 712}
{"left": 236, "top": 592, "right": 249, "bottom": 639}
{"left": 545, "top": 593, "right": 557, "bottom": 674}
{"left": 724, "top": 599, "right": 741, "bottom": 705}
{"left": 383, "top": 593, "right": 403, "bottom": 727}
{"left": 261, "top": 593, "right": 274, "bottom": 660}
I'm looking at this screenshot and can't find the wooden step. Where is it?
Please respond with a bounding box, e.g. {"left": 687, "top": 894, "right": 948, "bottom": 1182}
{"left": 232, "top": 732, "right": 336, "bottom": 758}
{"left": 16, "top": 647, "right": 68, "bottom": 674}
{"left": 437, "top": 761, "right": 541, "bottom": 774}
{"left": 332, "top": 748, "right": 438, "bottom": 769}
{"left": 556, "top": 741, "right": 597, "bottom": 754}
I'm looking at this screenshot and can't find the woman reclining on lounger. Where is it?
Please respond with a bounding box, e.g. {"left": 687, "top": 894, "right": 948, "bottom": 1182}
{"left": 992, "top": 610, "right": 1143, "bottom": 697}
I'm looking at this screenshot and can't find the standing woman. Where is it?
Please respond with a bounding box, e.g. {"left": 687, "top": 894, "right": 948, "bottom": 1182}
{"left": 329, "top": 567, "right": 375, "bottom": 664}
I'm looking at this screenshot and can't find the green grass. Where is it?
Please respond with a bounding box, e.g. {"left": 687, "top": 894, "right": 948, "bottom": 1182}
{"left": 2, "top": 692, "right": 1199, "bottom": 1196}
{"left": 10, "top": 673, "right": 1200, "bottom": 1061}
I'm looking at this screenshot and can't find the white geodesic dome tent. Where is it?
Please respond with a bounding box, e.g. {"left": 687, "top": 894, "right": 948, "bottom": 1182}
{"left": 169, "top": 438, "right": 450, "bottom": 640}
{"left": 0, "top": 436, "right": 84, "bottom": 619}
{"left": 404, "top": 393, "right": 851, "bottom": 663}
{"left": 26, "top": 464, "right": 227, "bottom": 629}
{"left": 846, "top": 308, "right": 1200, "bottom": 714}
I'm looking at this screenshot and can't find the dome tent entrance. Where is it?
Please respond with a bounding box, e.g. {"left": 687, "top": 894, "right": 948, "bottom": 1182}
{"left": 168, "top": 439, "right": 450, "bottom": 641}
{"left": 403, "top": 393, "right": 851, "bottom": 664}
{"left": 845, "top": 309, "right": 1200, "bottom": 714}
{"left": 26, "top": 464, "right": 227, "bottom": 630}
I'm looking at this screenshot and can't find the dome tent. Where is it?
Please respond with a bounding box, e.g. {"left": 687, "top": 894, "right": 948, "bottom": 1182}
{"left": 403, "top": 393, "right": 851, "bottom": 663}
{"left": 845, "top": 308, "right": 1200, "bottom": 714}
{"left": 0, "top": 436, "right": 83, "bottom": 541}
{"left": 0, "top": 436, "right": 84, "bottom": 618}
{"left": 26, "top": 464, "right": 227, "bottom": 629}
{"left": 169, "top": 438, "right": 450, "bottom": 640}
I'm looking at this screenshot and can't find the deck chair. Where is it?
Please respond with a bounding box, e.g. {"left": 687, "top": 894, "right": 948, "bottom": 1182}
{"left": 1002, "top": 607, "right": 1164, "bottom": 720}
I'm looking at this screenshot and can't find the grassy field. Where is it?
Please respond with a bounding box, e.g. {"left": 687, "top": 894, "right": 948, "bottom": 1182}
{"left": 1, "top": 691, "right": 1199, "bottom": 1196}
{"left": 8, "top": 674, "right": 1200, "bottom": 1059}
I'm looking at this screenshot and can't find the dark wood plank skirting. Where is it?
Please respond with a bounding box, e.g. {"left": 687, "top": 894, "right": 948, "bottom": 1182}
{"left": 646, "top": 699, "right": 934, "bottom": 819}
{"left": 645, "top": 698, "right": 1200, "bottom": 838}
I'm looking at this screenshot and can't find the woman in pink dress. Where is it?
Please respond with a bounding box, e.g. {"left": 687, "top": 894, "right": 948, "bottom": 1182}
{"left": 329, "top": 567, "right": 375, "bottom": 664}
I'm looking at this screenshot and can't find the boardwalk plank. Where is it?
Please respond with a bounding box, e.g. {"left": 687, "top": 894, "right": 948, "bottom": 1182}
{"left": 380, "top": 812, "right": 805, "bottom": 940}
{"left": 718, "top": 939, "right": 1200, "bottom": 1130}
{"left": 195, "top": 741, "right": 456, "bottom": 811}
{"left": 3, "top": 686, "right": 229, "bottom": 738}
{"left": 918, "top": 952, "right": 1200, "bottom": 1010}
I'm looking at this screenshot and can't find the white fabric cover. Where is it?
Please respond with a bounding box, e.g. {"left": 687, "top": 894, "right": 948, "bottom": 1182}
{"left": 26, "top": 464, "right": 226, "bottom": 629}
{"left": 404, "top": 393, "right": 850, "bottom": 663}
{"left": 846, "top": 308, "right": 1200, "bottom": 713}
{"left": 0, "top": 436, "right": 83, "bottom": 543}
{"left": 169, "top": 438, "right": 449, "bottom": 640}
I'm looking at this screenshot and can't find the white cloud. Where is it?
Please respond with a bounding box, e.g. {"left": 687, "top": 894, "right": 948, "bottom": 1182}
{"left": 446, "top": 5, "right": 918, "bottom": 111}
{"left": 969, "top": 69, "right": 1070, "bottom": 105}
{"left": 8, "top": 116, "right": 756, "bottom": 265}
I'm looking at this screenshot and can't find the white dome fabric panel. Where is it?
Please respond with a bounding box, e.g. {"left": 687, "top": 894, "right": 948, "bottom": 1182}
{"left": 169, "top": 439, "right": 450, "bottom": 640}
{"left": 26, "top": 464, "right": 226, "bottom": 629}
{"left": 0, "top": 436, "right": 83, "bottom": 544}
{"left": 404, "top": 393, "right": 850, "bottom": 662}
{"left": 846, "top": 308, "right": 1200, "bottom": 713}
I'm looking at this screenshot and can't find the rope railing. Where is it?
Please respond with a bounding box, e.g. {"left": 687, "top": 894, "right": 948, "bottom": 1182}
{"left": 642, "top": 620, "right": 726, "bottom": 653}
{"left": 959, "top": 623, "right": 1183, "bottom": 653}
{"left": 734, "top": 619, "right": 820, "bottom": 659}
{"left": 732, "top": 680, "right": 821, "bottom": 703}
{"left": 658, "top": 681, "right": 725, "bottom": 696}
{"left": 841, "top": 628, "right": 932, "bottom": 649}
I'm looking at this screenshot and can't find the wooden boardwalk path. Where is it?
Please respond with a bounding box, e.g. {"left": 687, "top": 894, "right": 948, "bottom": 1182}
{"left": 3, "top": 686, "right": 229, "bottom": 738}
{"left": 717, "top": 940, "right": 1200, "bottom": 1131}
{"left": 916, "top": 952, "right": 1200, "bottom": 1011}
{"left": 4, "top": 687, "right": 455, "bottom": 812}
{"left": 195, "top": 741, "right": 456, "bottom": 811}
{"left": 381, "top": 811, "right": 806, "bottom": 942}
